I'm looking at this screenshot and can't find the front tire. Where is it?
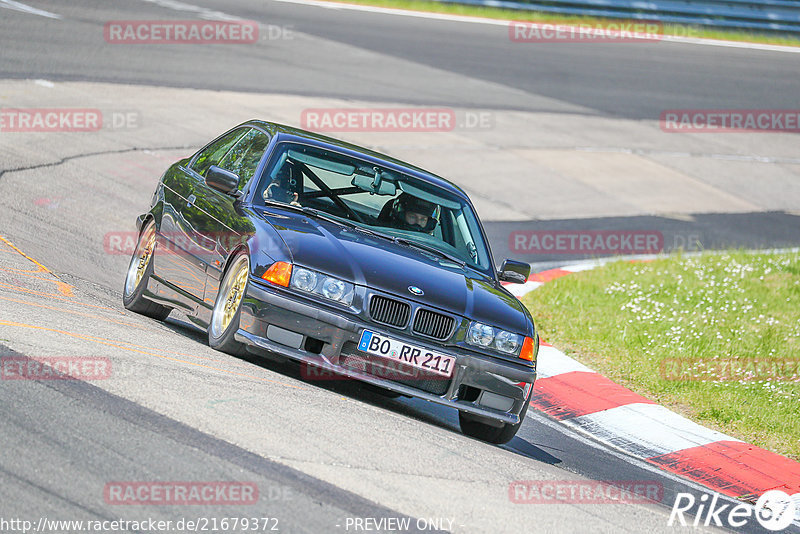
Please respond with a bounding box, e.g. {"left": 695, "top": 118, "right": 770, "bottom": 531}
{"left": 209, "top": 252, "right": 249, "bottom": 356}
{"left": 123, "top": 220, "right": 171, "bottom": 321}
{"left": 459, "top": 391, "right": 531, "bottom": 445}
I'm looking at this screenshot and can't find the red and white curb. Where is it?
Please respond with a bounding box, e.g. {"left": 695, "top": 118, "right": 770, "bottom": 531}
{"left": 506, "top": 261, "right": 800, "bottom": 503}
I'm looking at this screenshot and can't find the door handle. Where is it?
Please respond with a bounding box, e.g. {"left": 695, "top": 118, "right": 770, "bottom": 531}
{"left": 187, "top": 194, "right": 196, "bottom": 207}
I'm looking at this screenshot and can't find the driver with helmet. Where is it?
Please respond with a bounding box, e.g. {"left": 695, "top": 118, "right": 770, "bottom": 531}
{"left": 379, "top": 193, "right": 438, "bottom": 234}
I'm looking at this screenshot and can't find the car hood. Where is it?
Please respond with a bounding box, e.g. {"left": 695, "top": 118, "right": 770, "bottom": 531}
{"left": 258, "top": 209, "right": 530, "bottom": 334}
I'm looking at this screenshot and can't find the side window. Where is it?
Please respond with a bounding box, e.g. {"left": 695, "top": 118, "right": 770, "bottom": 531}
{"left": 218, "top": 129, "right": 271, "bottom": 189}
{"left": 191, "top": 128, "right": 247, "bottom": 177}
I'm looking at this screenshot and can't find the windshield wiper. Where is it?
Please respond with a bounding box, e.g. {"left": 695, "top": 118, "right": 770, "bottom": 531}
{"left": 301, "top": 206, "right": 368, "bottom": 232}
{"left": 349, "top": 225, "right": 398, "bottom": 243}
{"left": 394, "top": 238, "right": 466, "bottom": 267}
{"left": 344, "top": 225, "right": 465, "bottom": 267}
{"left": 263, "top": 201, "right": 386, "bottom": 238}
{"left": 261, "top": 200, "right": 349, "bottom": 226}
{"left": 354, "top": 227, "right": 468, "bottom": 269}
{"left": 261, "top": 199, "right": 306, "bottom": 214}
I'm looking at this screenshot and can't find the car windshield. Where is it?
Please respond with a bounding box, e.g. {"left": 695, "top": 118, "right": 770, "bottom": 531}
{"left": 255, "top": 142, "right": 493, "bottom": 274}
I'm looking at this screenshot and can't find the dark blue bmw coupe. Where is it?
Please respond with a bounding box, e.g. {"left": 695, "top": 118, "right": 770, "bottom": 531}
{"left": 123, "top": 121, "right": 538, "bottom": 443}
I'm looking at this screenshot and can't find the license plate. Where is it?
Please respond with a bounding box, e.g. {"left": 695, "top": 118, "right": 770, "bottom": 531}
{"left": 357, "top": 330, "right": 456, "bottom": 378}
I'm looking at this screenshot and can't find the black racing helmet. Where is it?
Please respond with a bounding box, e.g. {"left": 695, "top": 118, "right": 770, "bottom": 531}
{"left": 391, "top": 193, "right": 438, "bottom": 233}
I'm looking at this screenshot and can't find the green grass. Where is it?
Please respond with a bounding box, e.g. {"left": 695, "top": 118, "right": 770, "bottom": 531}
{"left": 522, "top": 251, "right": 800, "bottom": 460}
{"left": 320, "top": 0, "right": 800, "bottom": 47}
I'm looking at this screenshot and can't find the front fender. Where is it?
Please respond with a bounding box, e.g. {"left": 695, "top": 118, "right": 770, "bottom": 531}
{"left": 136, "top": 182, "right": 166, "bottom": 232}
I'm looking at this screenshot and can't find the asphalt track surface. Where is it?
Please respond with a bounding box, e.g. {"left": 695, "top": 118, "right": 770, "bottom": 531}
{"left": 3, "top": 0, "right": 800, "bottom": 117}
{"left": 0, "top": 1, "right": 798, "bottom": 533}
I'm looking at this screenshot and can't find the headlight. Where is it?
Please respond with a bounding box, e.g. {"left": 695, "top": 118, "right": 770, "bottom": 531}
{"left": 495, "top": 330, "right": 521, "bottom": 353}
{"left": 467, "top": 322, "right": 493, "bottom": 347}
{"left": 292, "top": 268, "right": 318, "bottom": 292}
{"left": 322, "top": 278, "right": 346, "bottom": 301}
{"left": 290, "top": 267, "right": 354, "bottom": 306}
{"left": 467, "top": 322, "right": 524, "bottom": 355}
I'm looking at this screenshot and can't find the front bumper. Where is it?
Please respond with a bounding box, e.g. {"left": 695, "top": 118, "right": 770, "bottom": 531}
{"left": 236, "top": 279, "right": 536, "bottom": 425}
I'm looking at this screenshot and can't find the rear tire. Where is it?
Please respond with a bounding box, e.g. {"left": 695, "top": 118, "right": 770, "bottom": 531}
{"left": 122, "top": 220, "right": 171, "bottom": 321}
{"left": 459, "top": 391, "right": 531, "bottom": 445}
{"left": 208, "top": 252, "right": 249, "bottom": 356}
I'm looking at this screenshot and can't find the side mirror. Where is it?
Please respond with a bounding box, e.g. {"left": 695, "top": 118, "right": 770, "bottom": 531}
{"left": 206, "top": 165, "right": 241, "bottom": 197}
{"left": 498, "top": 259, "right": 530, "bottom": 284}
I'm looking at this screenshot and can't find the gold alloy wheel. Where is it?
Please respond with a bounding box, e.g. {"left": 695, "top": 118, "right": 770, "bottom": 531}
{"left": 125, "top": 225, "right": 156, "bottom": 297}
{"left": 211, "top": 255, "right": 249, "bottom": 338}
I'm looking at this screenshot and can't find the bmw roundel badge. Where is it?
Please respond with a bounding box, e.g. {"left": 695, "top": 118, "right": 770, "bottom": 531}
{"left": 408, "top": 286, "right": 424, "bottom": 296}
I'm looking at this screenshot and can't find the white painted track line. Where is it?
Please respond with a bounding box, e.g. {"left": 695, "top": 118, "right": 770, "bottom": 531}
{"left": 0, "top": 0, "right": 60, "bottom": 19}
